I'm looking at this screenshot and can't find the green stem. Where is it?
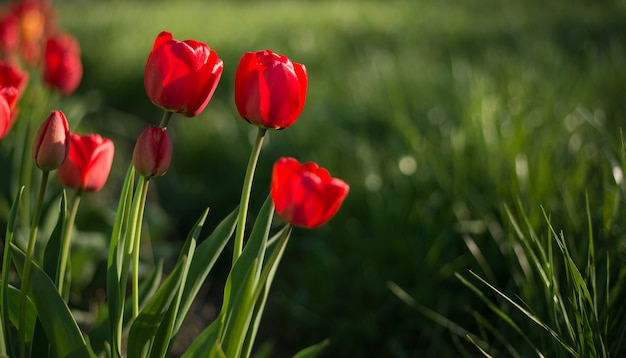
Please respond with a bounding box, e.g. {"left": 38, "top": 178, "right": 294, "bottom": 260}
{"left": 132, "top": 177, "right": 150, "bottom": 318}
{"left": 233, "top": 127, "right": 267, "bottom": 264}
{"left": 159, "top": 111, "right": 173, "bottom": 129}
{"left": 18, "top": 170, "right": 49, "bottom": 358}
{"left": 56, "top": 190, "right": 83, "bottom": 297}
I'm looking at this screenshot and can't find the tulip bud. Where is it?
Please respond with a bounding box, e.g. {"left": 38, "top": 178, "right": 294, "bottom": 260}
{"left": 133, "top": 126, "right": 173, "bottom": 178}
{"left": 58, "top": 133, "right": 114, "bottom": 192}
{"left": 271, "top": 157, "right": 349, "bottom": 228}
{"left": 144, "top": 31, "right": 223, "bottom": 117}
{"left": 32, "top": 110, "right": 70, "bottom": 171}
{"left": 235, "top": 50, "right": 308, "bottom": 130}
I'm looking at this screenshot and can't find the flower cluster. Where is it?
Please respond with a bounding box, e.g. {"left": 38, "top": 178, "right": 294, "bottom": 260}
{"left": 0, "top": 0, "right": 82, "bottom": 140}
{"left": 1, "top": 17, "right": 349, "bottom": 356}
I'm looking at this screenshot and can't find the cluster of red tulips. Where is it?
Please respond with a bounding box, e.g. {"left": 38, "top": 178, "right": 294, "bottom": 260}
{"left": 1, "top": 1, "right": 349, "bottom": 356}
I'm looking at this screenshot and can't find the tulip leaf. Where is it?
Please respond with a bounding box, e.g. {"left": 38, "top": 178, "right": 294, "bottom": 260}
{"left": 127, "top": 254, "right": 188, "bottom": 358}
{"left": 1, "top": 186, "right": 23, "bottom": 358}
{"left": 242, "top": 225, "right": 292, "bottom": 357}
{"left": 146, "top": 208, "right": 208, "bottom": 358}
{"left": 172, "top": 207, "right": 238, "bottom": 335}
{"left": 106, "top": 165, "right": 136, "bottom": 358}
{"left": 181, "top": 314, "right": 226, "bottom": 358}
{"left": 87, "top": 259, "right": 163, "bottom": 355}
{"left": 222, "top": 195, "right": 274, "bottom": 314}
{"left": 5, "top": 285, "right": 36, "bottom": 344}
{"left": 222, "top": 194, "right": 275, "bottom": 356}
{"left": 37, "top": 193, "right": 67, "bottom": 358}
{"left": 10, "top": 243, "right": 95, "bottom": 358}
{"left": 223, "top": 260, "right": 259, "bottom": 357}
{"left": 42, "top": 191, "right": 67, "bottom": 283}
{"left": 292, "top": 339, "right": 330, "bottom": 358}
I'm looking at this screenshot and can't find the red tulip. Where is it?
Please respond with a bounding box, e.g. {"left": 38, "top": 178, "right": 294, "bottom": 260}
{"left": 0, "top": 61, "right": 28, "bottom": 96}
{"left": 0, "top": 94, "right": 12, "bottom": 139}
{"left": 132, "top": 126, "right": 173, "bottom": 177}
{"left": 43, "top": 33, "right": 82, "bottom": 95}
{"left": 235, "top": 50, "right": 307, "bottom": 130}
{"left": 0, "top": 13, "right": 20, "bottom": 56}
{"left": 271, "top": 157, "right": 349, "bottom": 229}
{"left": 0, "top": 62, "right": 28, "bottom": 137}
{"left": 11, "top": 0, "right": 56, "bottom": 65}
{"left": 58, "top": 133, "right": 114, "bottom": 192}
{"left": 32, "top": 110, "right": 69, "bottom": 171}
{"left": 144, "top": 31, "right": 223, "bottom": 117}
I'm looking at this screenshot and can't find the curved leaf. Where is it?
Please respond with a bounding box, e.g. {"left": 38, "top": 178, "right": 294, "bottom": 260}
{"left": 10, "top": 244, "right": 94, "bottom": 358}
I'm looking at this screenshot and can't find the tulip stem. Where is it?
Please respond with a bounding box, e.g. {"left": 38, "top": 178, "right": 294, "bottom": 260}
{"left": 233, "top": 127, "right": 267, "bottom": 264}
{"left": 132, "top": 176, "right": 151, "bottom": 318}
{"left": 18, "top": 170, "right": 49, "bottom": 358}
{"left": 57, "top": 190, "right": 83, "bottom": 297}
{"left": 159, "top": 111, "right": 173, "bottom": 130}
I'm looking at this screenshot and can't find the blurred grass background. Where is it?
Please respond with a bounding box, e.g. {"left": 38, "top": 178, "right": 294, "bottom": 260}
{"left": 46, "top": 0, "right": 626, "bottom": 356}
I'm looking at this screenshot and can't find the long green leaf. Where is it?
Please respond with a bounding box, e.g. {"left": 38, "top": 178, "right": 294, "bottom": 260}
{"left": 242, "top": 225, "right": 291, "bottom": 357}
{"left": 148, "top": 209, "right": 208, "bottom": 358}
{"left": 221, "top": 196, "right": 274, "bottom": 355}
{"left": 10, "top": 243, "right": 94, "bottom": 358}
{"left": 42, "top": 191, "right": 67, "bottom": 282}
{"left": 181, "top": 314, "right": 225, "bottom": 358}
{"left": 106, "top": 164, "right": 136, "bottom": 358}
{"left": 172, "top": 207, "right": 238, "bottom": 335}
{"left": 223, "top": 260, "right": 258, "bottom": 357}
{"left": 32, "top": 193, "right": 68, "bottom": 358}
{"left": 292, "top": 339, "right": 330, "bottom": 358}
{"left": 5, "top": 286, "right": 36, "bottom": 344}
{"left": 127, "top": 255, "right": 187, "bottom": 358}
{"left": 1, "top": 186, "right": 23, "bottom": 358}
{"left": 88, "top": 259, "right": 164, "bottom": 355}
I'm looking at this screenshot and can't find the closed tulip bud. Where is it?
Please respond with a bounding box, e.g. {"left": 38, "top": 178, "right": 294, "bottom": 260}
{"left": 133, "top": 126, "right": 172, "bottom": 178}
{"left": 58, "top": 133, "right": 114, "bottom": 192}
{"left": 271, "top": 157, "right": 349, "bottom": 229}
{"left": 235, "top": 50, "right": 308, "bottom": 130}
{"left": 144, "top": 31, "right": 223, "bottom": 117}
{"left": 43, "top": 33, "right": 83, "bottom": 95}
{"left": 32, "top": 110, "right": 70, "bottom": 171}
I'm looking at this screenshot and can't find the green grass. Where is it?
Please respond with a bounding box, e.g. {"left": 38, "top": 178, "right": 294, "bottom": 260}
{"left": 48, "top": 0, "right": 626, "bottom": 356}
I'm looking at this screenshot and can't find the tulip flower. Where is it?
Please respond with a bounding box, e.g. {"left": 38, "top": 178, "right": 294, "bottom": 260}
{"left": 271, "top": 157, "right": 349, "bottom": 228}
{"left": 58, "top": 133, "right": 114, "bottom": 192}
{"left": 133, "top": 126, "right": 173, "bottom": 177}
{"left": 0, "top": 13, "right": 20, "bottom": 56}
{"left": 144, "top": 30, "right": 223, "bottom": 117}
{"left": 0, "top": 61, "right": 28, "bottom": 96}
{"left": 32, "top": 110, "right": 69, "bottom": 171}
{"left": 235, "top": 50, "right": 308, "bottom": 130}
{"left": 43, "top": 33, "right": 82, "bottom": 95}
{"left": 0, "top": 94, "right": 12, "bottom": 139}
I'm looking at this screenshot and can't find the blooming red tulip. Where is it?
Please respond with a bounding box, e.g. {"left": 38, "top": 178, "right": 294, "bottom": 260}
{"left": 32, "top": 110, "right": 69, "bottom": 171}
{"left": 58, "top": 133, "right": 114, "bottom": 192}
{"left": 43, "top": 33, "right": 82, "bottom": 95}
{"left": 133, "top": 126, "right": 172, "bottom": 177}
{"left": 0, "top": 62, "right": 28, "bottom": 136}
{"left": 0, "top": 61, "right": 28, "bottom": 96}
{"left": 144, "top": 31, "right": 223, "bottom": 117}
{"left": 271, "top": 157, "right": 349, "bottom": 228}
{"left": 235, "top": 50, "right": 307, "bottom": 130}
